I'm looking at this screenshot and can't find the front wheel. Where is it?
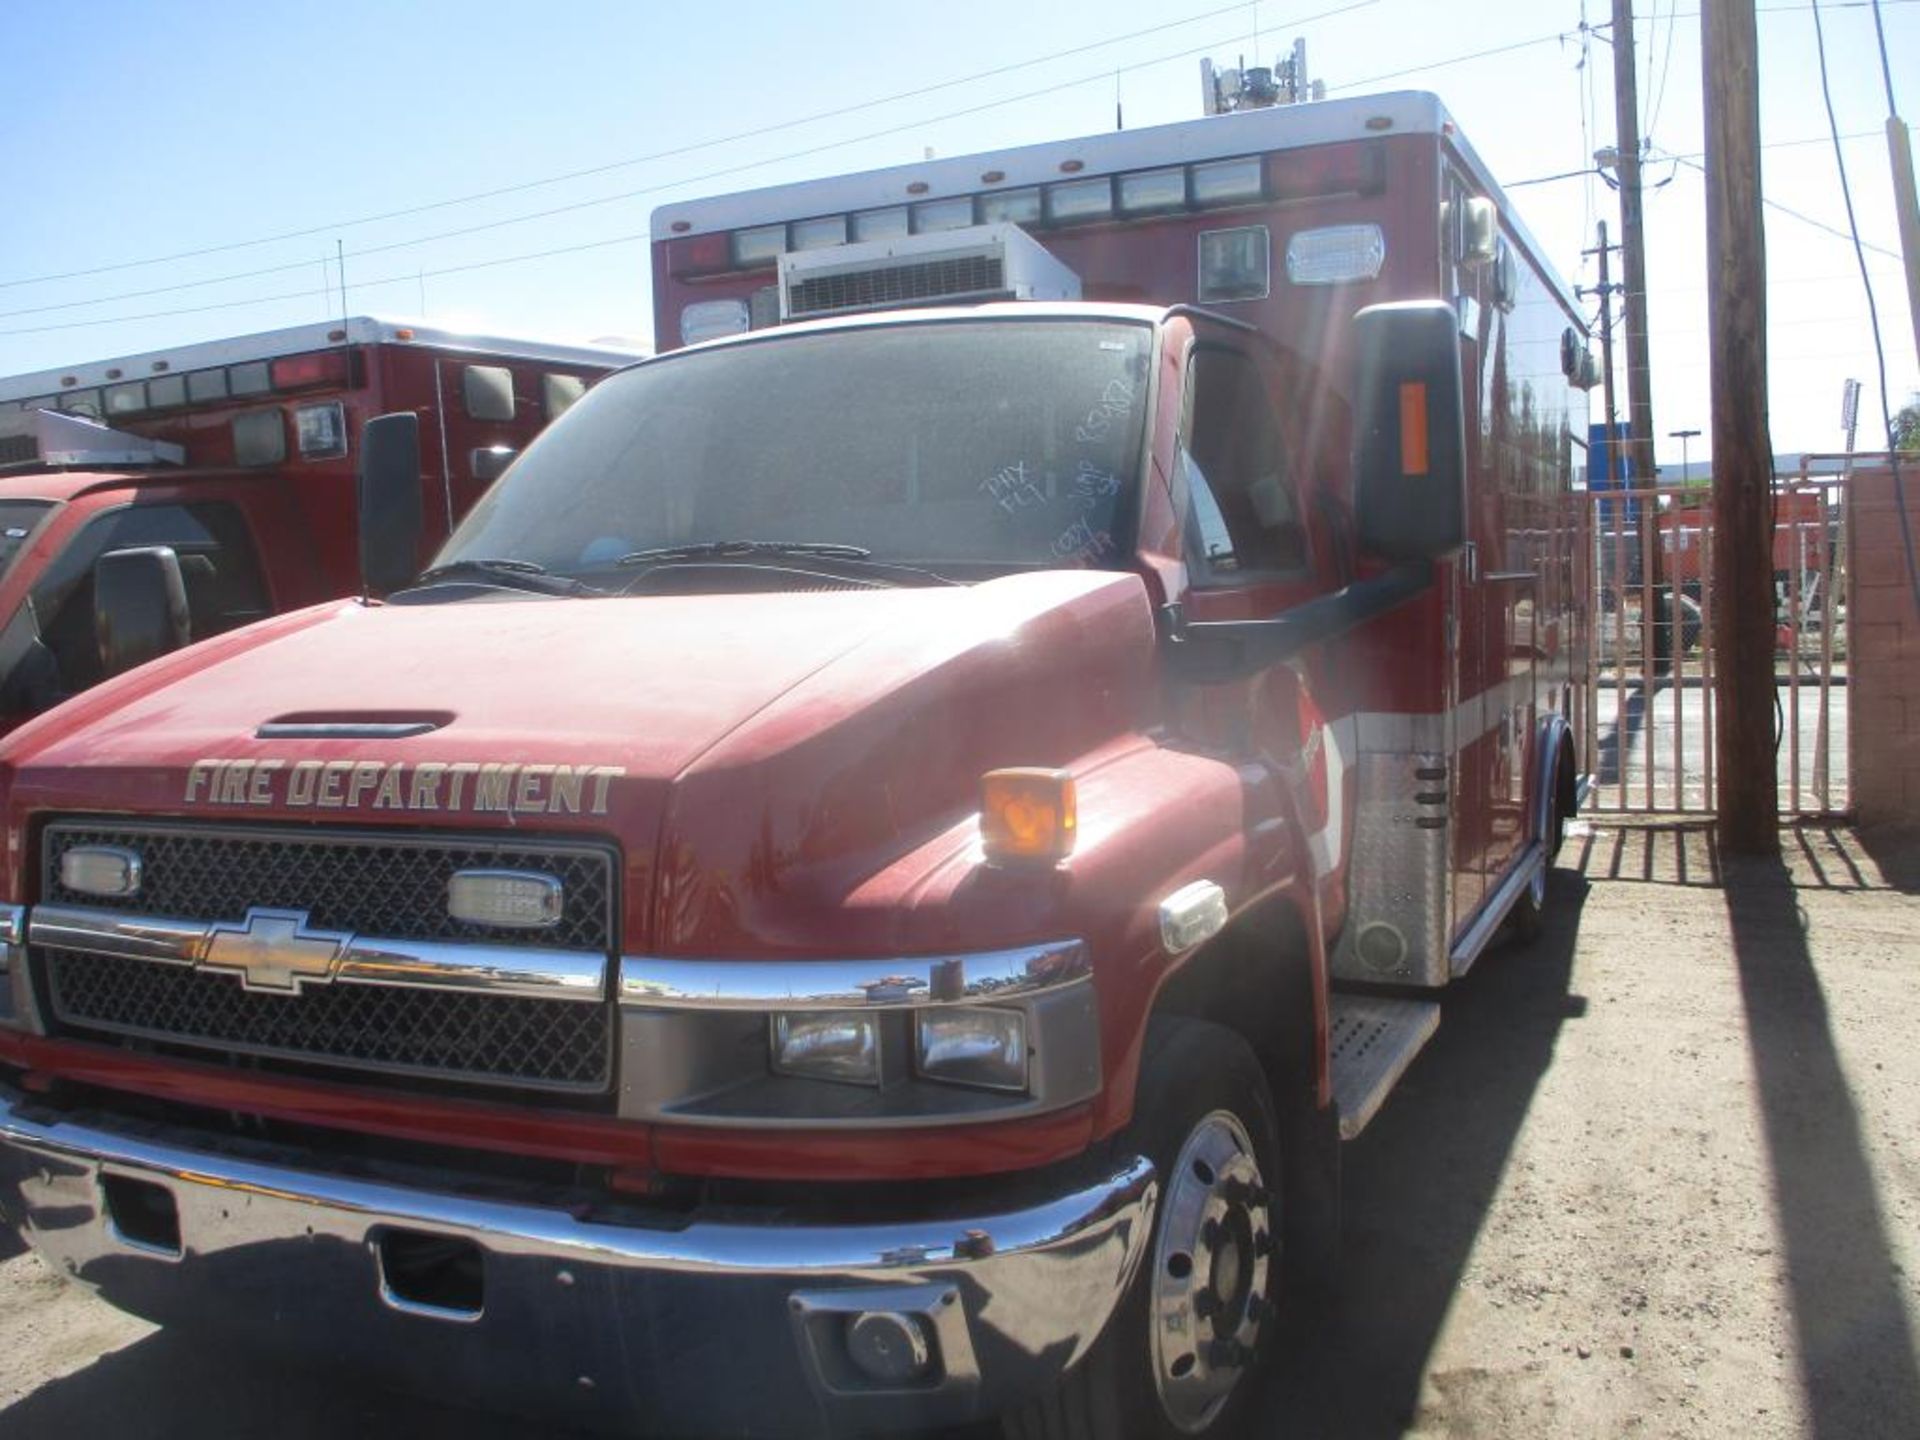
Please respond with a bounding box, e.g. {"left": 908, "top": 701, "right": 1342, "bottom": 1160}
{"left": 1003, "top": 1018, "right": 1282, "bottom": 1440}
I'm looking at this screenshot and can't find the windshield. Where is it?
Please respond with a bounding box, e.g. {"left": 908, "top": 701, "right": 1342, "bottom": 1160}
{"left": 432, "top": 318, "right": 1152, "bottom": 581}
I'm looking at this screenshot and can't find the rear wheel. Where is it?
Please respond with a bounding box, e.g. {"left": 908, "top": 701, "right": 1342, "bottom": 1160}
{"left": 1002, "top": 1018, "right": 1281, "bottom": 1440}
{"left": 1511, "top": 747, "right": 1574, "bottom": 944}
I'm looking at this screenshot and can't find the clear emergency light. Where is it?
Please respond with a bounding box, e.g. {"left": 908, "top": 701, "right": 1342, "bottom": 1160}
{"left": 1285, "top": 223, "right": 1387, "bottom": 285}
{"left": 0, "top": 409, "right": 184, "bottom": 469}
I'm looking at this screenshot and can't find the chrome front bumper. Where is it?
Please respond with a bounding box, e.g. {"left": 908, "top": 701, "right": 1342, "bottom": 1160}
{"left": 0, "top": 1083, "right": 1154, "bottom": 1437}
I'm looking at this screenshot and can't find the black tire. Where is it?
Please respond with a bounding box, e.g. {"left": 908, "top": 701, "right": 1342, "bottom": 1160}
{"left": 1002, "top": 1017, "right": 1283, "bottom": 1440}
{"left": 1510, "top": 748, "right": 1573, "bottom": 945}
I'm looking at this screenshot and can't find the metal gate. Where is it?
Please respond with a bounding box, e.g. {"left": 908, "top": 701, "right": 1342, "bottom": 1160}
{"left": 1582, "top": 457, "right": 1862, "bottom": 816}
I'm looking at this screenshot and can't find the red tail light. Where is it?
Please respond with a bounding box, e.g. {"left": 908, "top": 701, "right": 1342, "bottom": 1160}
{"left": 270, "top": 349, "right": 353, "bottom": 391}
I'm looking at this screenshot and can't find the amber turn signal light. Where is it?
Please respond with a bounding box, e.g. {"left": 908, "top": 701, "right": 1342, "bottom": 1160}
{"left": 980, "top": 768, "right": 1077, "bottom": 863}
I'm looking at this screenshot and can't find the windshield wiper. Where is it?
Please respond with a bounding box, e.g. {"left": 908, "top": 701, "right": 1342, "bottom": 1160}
{"left": 407, "top": 558, "right": 594, "bottom": 595}
{"left": 615, "top": 539, "right": 960, "bottom": 588}
{"left": 616, "top": 540, "right": 873, "bottom": 566}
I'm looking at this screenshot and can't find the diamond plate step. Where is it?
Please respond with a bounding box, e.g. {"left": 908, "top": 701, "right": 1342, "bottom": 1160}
{"left": 1329, "top": 993, "right": 1441, "bottom": 1140}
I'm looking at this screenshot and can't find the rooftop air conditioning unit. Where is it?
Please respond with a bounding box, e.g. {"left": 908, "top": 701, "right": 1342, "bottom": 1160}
{"left": 0, "top": 408, "right": 183, "bottom": 470}
{"left": 779, "top": 223, "right": 1081, "bottom": 323}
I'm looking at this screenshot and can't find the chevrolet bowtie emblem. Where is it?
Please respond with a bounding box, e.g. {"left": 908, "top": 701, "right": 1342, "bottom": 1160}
{"left": 200, "top": 908, "right": 350, "bottom": 994}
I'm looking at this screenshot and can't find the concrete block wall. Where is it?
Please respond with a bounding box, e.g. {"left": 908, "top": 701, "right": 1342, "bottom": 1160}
{"left": 1849, "top": 464, "right": 1920, "bottom": 826}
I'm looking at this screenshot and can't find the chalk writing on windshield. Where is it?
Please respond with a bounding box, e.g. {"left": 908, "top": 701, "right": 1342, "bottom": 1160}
{"left": 1070, "top": 461, "right": 1122, "bottom": 510}
{"left": 1050, "top": 518, "right": 1117, "bottom": 566}
{"left": 981, "top": 460, "right": 1046, "bottom": 514}
{"left": 1073, "top": 377, "right": 1136, "bottom": 445}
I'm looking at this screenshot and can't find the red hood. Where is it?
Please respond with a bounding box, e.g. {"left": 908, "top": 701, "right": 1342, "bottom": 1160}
{"left": 2, "top": 572, "right": 1158, "bottom": 950}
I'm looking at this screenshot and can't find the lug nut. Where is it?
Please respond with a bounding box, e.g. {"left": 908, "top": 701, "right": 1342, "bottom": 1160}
{"left": 1201, "top": 1217, "right": 1221, "bottom": 1246}
{"left": 1253, "top": 1229, "right": 1274, "bottom": 1258}
{"left": 1192, "top": 1288, "right": 1222, "bottom": 1319}
{"left": 1205, "top": 1338, "right": 1249, "bottom": 1369}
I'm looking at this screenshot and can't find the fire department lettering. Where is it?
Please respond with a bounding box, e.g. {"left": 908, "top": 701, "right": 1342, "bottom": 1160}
{"left": 183, "top": 759, "right": 625, "bottom": 815}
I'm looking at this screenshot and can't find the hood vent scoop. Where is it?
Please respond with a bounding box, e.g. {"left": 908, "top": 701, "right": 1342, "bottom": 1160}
{"left": 256, "top": 711, "right": 450, "bottom": 740}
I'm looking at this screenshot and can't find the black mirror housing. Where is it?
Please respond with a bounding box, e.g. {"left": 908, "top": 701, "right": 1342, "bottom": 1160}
{"left": 1351, "top": 300, "right": 1468, "bottom": 562}
{"left": 95, "top": 545, "right": 191, "bottom": 679}
{"left": 358, "top": 412, "right": 424, "bottom": 596}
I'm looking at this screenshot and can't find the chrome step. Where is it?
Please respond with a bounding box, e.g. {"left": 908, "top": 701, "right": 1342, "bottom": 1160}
{"left": 1329, "top": 993, "right": 1441, "bottom": 1140}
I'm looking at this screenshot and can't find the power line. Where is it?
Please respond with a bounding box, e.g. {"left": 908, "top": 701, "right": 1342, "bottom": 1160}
{"left": 1327, "top": 27, "right": 1576, "bottom": 92}
{"left": 1504, "top": 128, "right": 1880, "bottom": 188}
{"left": 0, "top": 232, "right": 653, "bottom": 339}
{"left": 17, "top": 3, "right": 1913, "bottom": 341}
{"left": 0, "top": 0, "right": 1376, "bottom": 294}
{"left": 1580, "top": 3, "right": 1599, "bottom": 241}
{"left": 1869, "top": 0, "right": 1902, "bottom": 110}
{"left": 1812, "top": 0, "right": 1919, "bottom": 611}
{"left": 0, "top": 0, "right": 1382, "bottom": 323}
{"left": 1646, "top": 0, "right": 1681, "bottom": 139}
{"left": 1663, "top": 152, "right": 1903, "bottom": 259}
{"left": 1509, "top": 167, "right": 1601, "bottom": 188}
{"left": 18, "top": 13, "right": 1400, "bottom": 336}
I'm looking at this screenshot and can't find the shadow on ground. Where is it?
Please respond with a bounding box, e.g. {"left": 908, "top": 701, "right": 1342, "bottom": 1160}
{"left": 1853, "top": 822, "right": 1920, "bottom": 894}
{"left": 1255, "top": 868, "right": 1591, "bottom": 1436}
{"left": 0, "top": 1326, "right": 573, "bottom": 1440}
{"left": 1720, "top": 844, "right": 1920, "bottom": 1438}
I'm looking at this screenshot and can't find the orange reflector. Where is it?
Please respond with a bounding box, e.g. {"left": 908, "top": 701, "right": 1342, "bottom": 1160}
{"left": 980, "top": 768, "right": 1077, "bottom": 864}
{"left": 1398, "top": 381, "right": 1429, "bottom": 475}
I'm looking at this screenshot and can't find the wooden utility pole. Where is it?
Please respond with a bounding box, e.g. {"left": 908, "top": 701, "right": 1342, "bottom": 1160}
{"left": 1703, "top": 0, "right": 1779, "bottom": 853}
{"left": 1611, "top": 0, "right": 1658, "bottom": 486}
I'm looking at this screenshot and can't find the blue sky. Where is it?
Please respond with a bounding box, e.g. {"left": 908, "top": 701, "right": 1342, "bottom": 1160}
{"left": 2, "top": 0, "right": 1914, "bottom": 465}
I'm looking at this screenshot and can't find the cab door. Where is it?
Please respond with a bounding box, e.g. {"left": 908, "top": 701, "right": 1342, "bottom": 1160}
{"left": 1162, "top": 327, "right": 1343, "bottom": 900}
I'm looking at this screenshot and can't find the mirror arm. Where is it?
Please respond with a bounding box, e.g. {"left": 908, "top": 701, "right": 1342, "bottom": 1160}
{"left": 1169, "top": 560, "right": 1434, "bottom": 680}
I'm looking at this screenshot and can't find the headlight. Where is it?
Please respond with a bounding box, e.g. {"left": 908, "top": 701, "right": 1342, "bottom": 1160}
{"left": 916, "top": 1007, "right": 1028, "bottom": 1093}
{"left": 771, "top": 1011, "right": 881, "bottom": 1086}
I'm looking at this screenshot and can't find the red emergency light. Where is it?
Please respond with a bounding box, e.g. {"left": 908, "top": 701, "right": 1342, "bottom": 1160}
{"left": 667, "top": 233, "right": 733, "bottom": 278}
{"left": 269, "top": 350, "right": 352, "bottom": 392}
{"left": 1269, "top": 141, "right": 1386, "bottom": 204}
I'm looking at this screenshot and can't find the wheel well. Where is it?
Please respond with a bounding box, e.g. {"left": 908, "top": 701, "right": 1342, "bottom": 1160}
{"left": 1149, "top": 890, "right": 1316, "bottom": 1110}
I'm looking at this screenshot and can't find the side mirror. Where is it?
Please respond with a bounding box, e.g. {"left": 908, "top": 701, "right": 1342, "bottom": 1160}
{"left": 358, "top": 412, "right": 424, "bottom": 596}
{"left": 1351, "top": 301, "right": 1467, "bottom": 562}
{"left": 95, "top": 545, "right": 191, "bottom": 679}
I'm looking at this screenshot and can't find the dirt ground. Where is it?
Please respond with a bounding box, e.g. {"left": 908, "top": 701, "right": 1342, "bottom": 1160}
{"left": 1, "top": 820, "right": 1915, "bottom": 1439}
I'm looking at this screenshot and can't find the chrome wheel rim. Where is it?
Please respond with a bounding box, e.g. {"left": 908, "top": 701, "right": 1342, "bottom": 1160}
{"left": 1148, "top": 1109, "right": 1273, "bottom": 1434}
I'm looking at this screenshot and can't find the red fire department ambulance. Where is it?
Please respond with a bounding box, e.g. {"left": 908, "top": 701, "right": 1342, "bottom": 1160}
{"left": 0, "top": 317, "right": 640, "bottom": 731}
{"left": 0, "top": 91, "right": 1588, "bottom": 1437}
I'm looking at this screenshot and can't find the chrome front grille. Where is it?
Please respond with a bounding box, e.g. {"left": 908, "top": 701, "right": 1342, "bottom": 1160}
{"left": 34, "top": 819, "right": 619, "bottom": 1096}
{"left": 43, "top": 821, "right": 614, "bottom": 951}
{"left": 44, "top": 948, "right": 611, "bottom": 1091}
